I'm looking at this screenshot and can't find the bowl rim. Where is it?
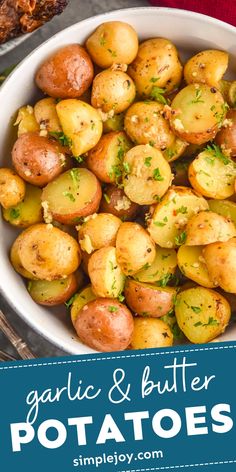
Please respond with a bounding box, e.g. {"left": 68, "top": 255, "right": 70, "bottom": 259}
{"left": 0, "top": 6, "right": 235, "bottom": 355}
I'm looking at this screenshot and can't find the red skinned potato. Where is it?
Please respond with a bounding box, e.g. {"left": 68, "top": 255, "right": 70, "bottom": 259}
{"left": 75, "top": 298, "right": 134, "bottom": 352}
{"left": 215, "top": 109, "right": 236, "bottom": 157}
{"left": 12, "top": 132, "right": 66, "bottom": 187}
{"left": 100, "top": 185, "right": 139, "bottom": 220}
{"left": 35, "top": 44, "right": 94, "bottom": 98}
{"left": 124, "top": 279, "right": 177, "bottom": 317}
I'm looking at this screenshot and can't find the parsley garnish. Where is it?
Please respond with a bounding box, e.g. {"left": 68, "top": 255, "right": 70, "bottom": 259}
{"left": 176, "top": 206, "right": 188, "bottom": 215}
{"left": 70, "top": 169, "right": 80, "bottom": 186}
{"left": 150, "top": 86, "right": 167, "bottom": 105}
{"left": 104, "top": 193, "right": 111, "bottom": 204}
{"left": 153, "top": 168, "right": 164, "bottom": 181}
{"left": 74, "top": 155, "right": 84, "bottom": 163}
{"left": 107, "top": 48, "right": 117, "bottom": 58}
{"left": 63, "top": 191, "right": 75, "bottom": 202}
{"left": 10, "top": 208, "right": 20, "bottom": 219}
{"left": 150, "top": 77, "right": 160, "bottom": 83}
{"left": 65, "top": 293, "right": 77, "bottom": 308}
{"left": 191, "top": 306, "right": 201, "bottom": 314}
{"left": 175, "top": 231, "right": 187, "bottom": 246}
{"left": 144, "top": 156, "right": 152, "bottom": 167}
{"left": 205, "top": 144, "right": 231, "bottom": 165}
{"left": 49, "top": 131, "right": 72, "bottom": 147}
{"left": 194, "top": 317, "right": 219, "bottom": 327}
{"left": 118, "top": 293, "right": 125, "bottom": 303}
{"left": 123, "top": 162, "right": 130, "bottom": 174}
{"left": 108, "top": 306, "right": 118, "bottom": 313}
{"left": 191, "top": 87, "right": 204, "bottom": 104}
{"left": 157, "top": 273, "right": 173, "bottom": 287}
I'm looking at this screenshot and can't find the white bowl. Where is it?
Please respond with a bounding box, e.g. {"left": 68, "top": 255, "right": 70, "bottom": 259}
{"left": 0, "top": 7, "right": 236, "bottom": 355}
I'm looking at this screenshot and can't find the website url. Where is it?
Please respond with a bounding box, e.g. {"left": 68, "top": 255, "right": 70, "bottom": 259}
{"left": 73, "top": 450, "right": 164, "bottom": 468}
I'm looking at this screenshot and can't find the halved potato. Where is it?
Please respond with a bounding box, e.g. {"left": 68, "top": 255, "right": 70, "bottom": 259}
{"left": 70, "top": 285, "right": 97, "bottom": 327}
{"left": 228, "top": 81, "right": 236, "bottom": 107}
{"left": 124, "top": 279, "right": 177, "bottom": 317}
{"left": 215, "top": 109, "right": 236, "bottom": 157}
{"left": 27, "top": 274, "right": 78, "bottom": 306}
{"left": 208, "top": 199, "right": 236, "bottom": 226}
{"left": 134, "top": 246, "right": 177, "bottom": 284}
{"left": 185, "top": 211, "right": 236, "bottom": 245}
{"left": 177, "top": 245, "right": 215, "bottom": 288}
{"left": 188, "top": 147, "right": 236, "bottom": 199}
{"left": 3, "top": 184, "right": 43, "bottom": 227}
{"left": 78, "top": 213, "right": 122, "bottom": 254}
{"left": 88, "top": 246, "right": 125, "bottom": 298}
{"left": 203, "top": 238, "right": 236, "bottom": 293}
{"left": 99, "top": 185, "right": 139, "bottom": 221}
{"left": 14, "top": 105, "right": 39, "bottom": 136}
{"left": 34, "top": 97, "right": 62, "bottom": 133}
{"left": 147, "top": 186, "right": 209, "bottom": 248}
{"left": 175, "top": 286, "right": 231, "bottom": 343}
{"left": 184, "top": 50, "right": 229, "bottom": 88}
{"left": 10, "top": 230, "right": 38, "bottom": 279}
{"left": 163, "top": 138, "right": 188, "bottom": 162}
{"left": 130, "top": 317, "right": 173, "bottom": 349}
{"left": 123, "top": 144, "right": 172, "bottom": 205}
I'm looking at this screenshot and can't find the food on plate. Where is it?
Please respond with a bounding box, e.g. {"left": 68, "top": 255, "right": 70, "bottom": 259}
{"left": 27, "top": 274, "right": 78, "bottom": 306}
{"left": 177, "top": 245, "right": 215, "bottom": 288}
{"left": 215, "top": 109, "right": 236, "bottom": 156}
{"left": 184, "top": 50, "right": 229, "bottom": 88}
{"left": 203, "top": 238, "right": 236, "bottom": 293}
{"left": 91, "top": 69, "right": 136, "bottom": 113}
{"left": 134, "top": 246, "right": 177, "bottom": 284}
{"left": 124, "top": 279, "right": 177, "bottom": 317}
{"left": 34, "top": 97, "right": 62, "bottom": 133}
{"left": 14, "top": 106, "right": 39, "bottom": 136}
{"left": 78, "top": 213, "right": 122, "bottom": 253}
{"left": 3, "top": 184, "right": 43, "bottom": 227}
{"left": 208, "top": 199, "right": 236, "bottom": 226}
{"left": 185, "top": 210, "right": 236, "bottom": 245}
{"left": 70, "top": 285, "right": 97, "bottom": 327}
{"left": 130, "top": 317, "right": 173, "bottom": 349}
{"left": 0, "top": 168, "right": 25, "bottom": 208}
{"left": 88, "top": 246, "right": 125, "bottom": 298}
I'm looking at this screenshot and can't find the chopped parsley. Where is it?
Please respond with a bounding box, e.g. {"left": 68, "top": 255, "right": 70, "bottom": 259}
{"left": 49, "top": 131, "right": 72, "bottom": 147}
{"left": 144, "top": 156, "right": 152, "bottom": 167}
{"left": 191, "top": 87, "right": 204, "bottom": 104}
{"left": 153, "top": 168, "right": 164, "bottom": 181}
{"left": 150, "top": 77, "right": 160, "bottom": 83}
{"left": 108, "top": 305, "right": 119, "bottom": 313}
{"left": 107, "top": 48, "right": 117, "bottom": 58}
{"left": 63, "top": 191, "right": 75, "bottom": 202}
{"left": 70, "top": 169, "right": 80, "bottom": 186}
{"left": 99, "top": 36, "right": 106, "bottom": 46}
{"left": 74, "top": 155, "right": 84, "bottom": 163}
{"left": 10, "top": 208, "right": 20, "bottom": 219}
{"left": 205, "top": 144, "right": 231, "bottom": 165}
{"left": 157, "top": 273, "right": 173, "bottom": 287}
{"left": 103, "top": 193, "right": 111, "bottom": 204}
{"left": 65, "top": 293, "right": 77, "bottom": 308}
{"left": 175, "top": 231, "right": 187, "bottom": 246}
{"left": 194, "top": 317, "right": 219, "bottom": 327}
{"left": 176, "top": 206, "right": 188, "bottom": 215}
{"left": 191, "top": 306, "right": 201, "bottom": 314}
{"left": 123, "top": 161, "right": 130, "bottom": 174}
{"left": 150, "top": 86, "right": 167, "bottom": 105}
{"left": 118, "top": 293, "right": 125, "bottom": 303}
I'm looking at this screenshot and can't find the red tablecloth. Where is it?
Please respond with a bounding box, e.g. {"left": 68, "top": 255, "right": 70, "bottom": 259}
{"left": 149, "top": 1, "right": 236, "bottom": 26}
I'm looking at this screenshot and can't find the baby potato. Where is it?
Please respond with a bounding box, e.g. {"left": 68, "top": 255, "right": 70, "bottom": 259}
{"left": 34, "top": 98, "right": 62, "bottom": 133}
{"left": 215, "top": 109, "right": 236, "bottom": 157}
{"left": 27, "top": 274, "right": 78, "bottom": 306}
{"left": 12, "top": 132, "right": 66, "bottom": 187}
{"left": 134, "top": 246, "right": 177, "bottom": 284}
{"left": 75, "top": 298, "right": 134, "bottom": 352}
{"left": 87, "top": 131, "right": 132, "bottom": 183}
{"left": 184, "top": 50, "right": 229, "bottom": 88}
{"left": 116, "top": 222, "right": 156, "bottom": 275}
{"left": 0, "top": 168, "right": 25, "bottom": 209}
{"left": 175, "top": 287, "right": 231, "bottom": 343}
{"left": 10, "top": 230, "right": 38, "bottom": 279}
{"left": 100, "top": 185, "right": 139, "bottom": 221}
{"left": 170, "top": 84, "right": 226, "bottom": 144}
{"left": 56, "top": 99, "right": 103, "bottom": 156}
{"left": 86, "top": 21, "right": 138, "bottom": 68}
{"left": 91, "top": 70, "right": 136, "bottom": 113}
{"left": 122, "top": 144, "right": 172, "bottom": 205}
{"left": 203, "top": 238, "right": 236, "bottom": 293}
{"left": 3, "top": 184, "right": 43, "bottom": 227}
{"left": 188, "top": 148, "right": 236, "bottom": 199}
{"left": 70, "top": 285, "right": 97, "bottom": 327}
{"left": 130, "top": 317, "right": 173, "bottom": 349}
{"left": 35, "top": 44, "right": 94, "bottom": 98}
{"left": 103, "top": 113, "right": 124, "bottom": 133}
{"left": 41, "top": 168, "right": 102, "bottom": 225}
{"left": 147, "top": 186, "right": 209, "bottom": 248}
{"left": 185, "top": 211, "right": 236, "bottom": 245}
{"left": 78, "top": 213, "right": 122, "bottom": 254}
{"left": 228, "top": 81, "right": 236, "bottom": 107}
{"left": 177, "top": 245, "right": 215, "bottom": 288}
{"left": 17, "top": 223, "right": 81, "bottom": 281}
{"left": 208, "top": 199, "right": 236, "bottom": 226}
{"left": 88, "top": 246, "right": 125, "bottom": 298}
{"left": 14, "top": 105, "right": 39, "bottom": 136}
{"left": 163, "top": 138, "right": 188, "bottom": 163}
{"left": 128, "top": 38, "right": 182, "bottom": 96}
{"left": 124, "top": 279, "right": 177, "bottom": 317}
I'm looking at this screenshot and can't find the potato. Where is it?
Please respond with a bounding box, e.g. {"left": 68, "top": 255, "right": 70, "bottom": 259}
{"left": 27, "top": 274, "right": 78, "bottom": 306}
{"left": 78, "top": 213, "right": 121, "bottom": 253}
{"left": 41, "top": 168, "right": 102, "bottom": 225}
{"left": 130, "top": 317, "right": 173, "bottom": 349}
{"left": 122, "top": 144, "right": 172, "bottom": 205}
{"left": 170, "top": 84, "right": 226, "bottom": 144}
{"left": 100, "top": 185, "right": 139, "bottom": 221}
{"left": 88, "top": 246, "right": 125, "bottom": 298}
{"left": 116, "top": 222, "right": 156, "bottom": 275}
{"left": 208, "top": 199, "right": 236, "bottom": 226}
{"left": 75, "top": 298, "right": 134, "bottom": 352}
{"left": 87, "top": 131, "right": 132, "bottom": 184}
{"left": 91, "top": 70, "right": 136, "bottom": 113}
{"left": 86, "top": 21, "right": 138, "bottom": 68}
{"left": 10, "top": 230, "right": 38, "bottom": 279}
{"left": 203, "top": 238, "right": 236, "bottom": 293}
{"left": 14, "top": 105, "right": 39, "bottom": 136}
{"left": 124, "top": 279, "right": 177, "bottom": 317}
{"left": 228, "top": 81, "right": 236, "bottom": 107}
{"left": 35, "top": 44, "right": 94, "bottom": 98}
{"left": 184, "top": 50, "right": 229, "bottom": 88}
{"left": 175, "top": 287, "right": 231, "bottom": 343}
{"left": 147, "top": 186, "right": 209, "bottom": 248}
{"left": 185, "top": 211, "right": 236, "bottom": 245}
{"left": 163, "top": 138, "right": 188, "bottom": 162}
{"left": 177, "top": 245, "right": 215, "bottom": 288}
{"left": 134, "top": 247, "right": 177, "bottom": 284}
{"left": 3, "top": 184, "right": 43, "bottom": 227}
{"left": 0, "top": 168, "right": 25, "bottom": 209}
{"left": 103, "top": 113, "right": 124, "bottom": 133}
{"left": 128, "top": 38, "right": 182, "bottom": 96}
{"left": 34, "top": 98, "right": 62, "bottom": 133}
{"left": 56, "top": 99, "right": 103, "bottom": 156}
{"left": 70, "top": 285, "right": 97, "bottom": 327}
{"left": 215, "top": 109, "right": 236, "bottom": 157}
{"left": 17, "top": 223, "right": 81, "bottom": 281}
{"left": 12, "top": 132, "right": 66, "bottom": 187}
{"left": 188, "top": 147, "right": 236, "bottom": 199}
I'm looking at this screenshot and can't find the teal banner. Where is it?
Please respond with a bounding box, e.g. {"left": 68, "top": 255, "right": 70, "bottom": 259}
{"left": 0, "top": 342, "right": 235, "bottom": 471}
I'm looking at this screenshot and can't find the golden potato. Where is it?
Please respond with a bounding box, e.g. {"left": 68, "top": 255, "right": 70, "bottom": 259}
{"left": 185, "top": 211, "right": 236, "bottom": 245}
{"left": 27, "top": 274, "right": 78, "bottom": 306}
{"left": 116, "top": 222, "right": 156, "bottom": 275}
{"left": 208, "top": 199, "right": 236, "bottom": 226}
{"left": 14, "top": 105, "right": 39, "bottom": 136}
{"left": 122, "top": 144, "right": 172, "bottom": 205}
{"left": 35, "top": 44, "right": 94, "bottom": 98}
{"left": 100, "top": 185, "right": 139, "bottom": 221}
{"left": 134, "top": 246, "right": 177, "bottom": 284}
{"left": 163, "top": 138, "right": 188, "bottom": 162}
{"left": 184, "top": 50, "right": 229, "bottom": 88}
{"left": 147, "top": 186, "right": 209, "bottom": 248}
{"left": 215, "top": 109, "right": 236, "bottom": 157}
{"left": 78, "top": 213, "right": 122, "bottom": 254}
{"left": 17, "top": 224, "right": 81, "bottom": 281}
{"left": 124, "top": 279, "right": 177, "bottom": 317}
{"left": 188, "top": 147, "right": 236, "bottom": 199}
{"left": 103, "top": 113, "right": 124, "bottom": 133}
{"left": 228, "top": 81, "right": 236, "bottom": 107}
{"left": 3, "top": 184, "right": 43, "bottom": 227}
{"left": 86, "top": 21, "right": 139, "bottom": 68}
{"left": 56, "top": 99, "right": 103, "bottom": 156}
{"left": 0, "top": 168, "right": 25, "bottom": 209}
{"left": 128, "top": 38, "right": 182, "bottom": 96}
{"left": 130, "top": 317, "right": 173, "bottom": 349}
{"left": 91, "top": 70, "right": 136, "bottom": 113}
{"left": 177, "top": 245, "right": 215, "bottom": 288}
{"left": 175, "top": 287, "right": 231, "bottom": 343}
{"left": 88, "top": 246, "right": 125, "bottom": 298}
{"left": 71, "top": 285, "right": 97, "bottom": 327}
{"left": 10, "top": 230, "right": 38, "bottom": 279}
{"left": 203, "top": 238, "right": 236, "bottom": 293}
{"left": 34, "top": 98, "right": 62, "bottom": 133}
{"left": 170, "top": 84, "right": 226, "bottom": 144}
